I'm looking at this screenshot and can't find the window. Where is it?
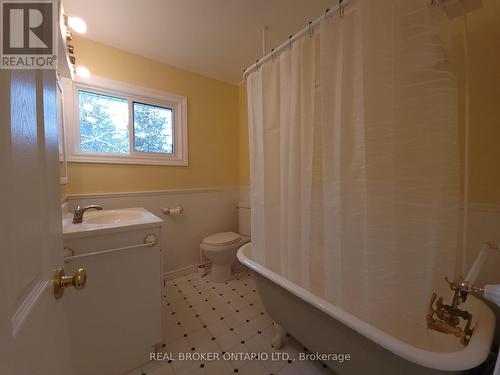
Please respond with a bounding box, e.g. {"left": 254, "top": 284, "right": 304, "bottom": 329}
{"left": 133, "top": 102, "right": 173, "bottom": 154}
{"left": 63, "top": 76, "right": 187, "bottom": 165}
{"left": 79, "top": 91, "right": 129, "bottom": 154}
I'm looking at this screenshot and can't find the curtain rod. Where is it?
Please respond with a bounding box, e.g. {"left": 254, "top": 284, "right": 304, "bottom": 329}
{"left": 243, "top": 0, "right": 352, "bottom": 79}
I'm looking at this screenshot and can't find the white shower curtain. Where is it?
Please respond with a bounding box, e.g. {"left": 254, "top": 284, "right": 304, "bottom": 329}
{"left": 247, "top": 0, "right": 460, "bottom": 342}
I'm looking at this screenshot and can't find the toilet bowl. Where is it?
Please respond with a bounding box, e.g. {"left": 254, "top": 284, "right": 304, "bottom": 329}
{"left": 201, "top": 203, "right": 251, "bottom": 282}
{"left": 201, "top": 232, "right": 250, "bottom": 282}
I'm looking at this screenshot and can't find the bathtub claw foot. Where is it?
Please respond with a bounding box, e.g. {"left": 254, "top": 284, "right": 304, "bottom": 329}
{"left": 272, "top": 323, "right": 286, "bottom": 349}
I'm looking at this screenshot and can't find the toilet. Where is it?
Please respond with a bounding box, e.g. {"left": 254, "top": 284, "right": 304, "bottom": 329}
{"left": 201, "top": 203, "right": 250, "bottom": 282}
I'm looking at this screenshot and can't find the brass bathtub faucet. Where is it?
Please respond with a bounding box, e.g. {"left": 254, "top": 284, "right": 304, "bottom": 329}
{"left": 427, "top": 277, "right": 473, "bottom": 346}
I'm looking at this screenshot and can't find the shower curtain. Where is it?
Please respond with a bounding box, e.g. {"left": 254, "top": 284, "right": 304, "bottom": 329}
{"left": 247, "top": 0, "right": 460, "bottom": 342}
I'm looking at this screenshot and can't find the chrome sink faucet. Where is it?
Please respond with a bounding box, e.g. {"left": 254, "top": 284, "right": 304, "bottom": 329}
{"left": 72, "top": 204, "right": 103, "bottom": 223}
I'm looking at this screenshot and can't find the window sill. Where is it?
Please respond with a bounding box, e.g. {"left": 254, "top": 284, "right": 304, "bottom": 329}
{"left": 67, "top": 154, "right": 188, "bottom": 166}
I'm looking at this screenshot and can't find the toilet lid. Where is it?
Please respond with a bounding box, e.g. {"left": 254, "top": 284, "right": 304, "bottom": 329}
{"left": 203, "top": 232, "right": 241, "bottom": 246}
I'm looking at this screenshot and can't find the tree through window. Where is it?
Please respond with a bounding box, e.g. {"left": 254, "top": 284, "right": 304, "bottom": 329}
{"left": 79, "top": 91, "right": 129, "bottom": 154}
{"left": 133, "top": 102, "right": 173, "bottom": 154}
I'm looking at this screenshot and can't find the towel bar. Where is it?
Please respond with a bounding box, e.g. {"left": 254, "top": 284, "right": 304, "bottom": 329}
{"left": 64, "top": 234, "right": 158, "bottom": 262}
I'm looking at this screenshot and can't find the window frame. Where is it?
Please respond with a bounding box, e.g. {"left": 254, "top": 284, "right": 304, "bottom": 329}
{"left": 63, "top": 75, "right": 188, "bottom": 166}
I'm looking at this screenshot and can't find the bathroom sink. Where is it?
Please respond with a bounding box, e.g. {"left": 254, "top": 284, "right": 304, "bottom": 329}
{"left": 62, "top": 207, "right": 164, "bottom": 240}
{"left": 84, "top": 210, "right": 144, "bottom": 224}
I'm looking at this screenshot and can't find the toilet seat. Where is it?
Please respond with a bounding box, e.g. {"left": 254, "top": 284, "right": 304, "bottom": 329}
{"left": 203, "top": 231, "right": 241, "bottom": 246}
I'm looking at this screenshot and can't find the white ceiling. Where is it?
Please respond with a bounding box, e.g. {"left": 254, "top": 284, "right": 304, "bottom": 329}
{"left": 62, "top": 0, "right": 334, "bottom": 84}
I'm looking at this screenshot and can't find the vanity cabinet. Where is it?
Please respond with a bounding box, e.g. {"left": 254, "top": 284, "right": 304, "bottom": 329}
{"left": 63, "top": 225, "right": 162, "bottom": 375}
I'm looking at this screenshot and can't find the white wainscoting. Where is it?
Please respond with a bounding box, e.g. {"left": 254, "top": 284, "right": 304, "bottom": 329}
{"left": 64, "top": 187, "right": 241, "bottom": 274}
{"left": 240, "top": 186, "right": 250, "bottom": 204}
{"left": 466, "top": 204, "right": 500, "bottom": 277}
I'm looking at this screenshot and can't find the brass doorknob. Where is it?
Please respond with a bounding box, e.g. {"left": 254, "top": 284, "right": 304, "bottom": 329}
{"left": 53, "top": 268, "right": 87, "bottom": 299}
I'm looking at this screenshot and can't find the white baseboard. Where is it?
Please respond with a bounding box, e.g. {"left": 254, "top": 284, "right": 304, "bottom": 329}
{"left": 163, "top": 262, "right": 211, "bottom": 280}
{"left": 162, "top": 260, "right": 249, "bottom": 280}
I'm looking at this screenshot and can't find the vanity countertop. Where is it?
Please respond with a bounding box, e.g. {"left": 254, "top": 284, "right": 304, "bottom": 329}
{"left": 63, "top": 207, "right": 163, "bottom": 240}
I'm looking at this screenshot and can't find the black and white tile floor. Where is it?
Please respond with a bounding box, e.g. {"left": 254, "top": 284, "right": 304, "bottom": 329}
{"left": 127, "top": 270, "right": 334, "bottom": 375}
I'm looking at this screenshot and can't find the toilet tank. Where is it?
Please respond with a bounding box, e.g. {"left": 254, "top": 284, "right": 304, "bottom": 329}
{"left": 238, "top": 202, "right": 251, "bottom": 237}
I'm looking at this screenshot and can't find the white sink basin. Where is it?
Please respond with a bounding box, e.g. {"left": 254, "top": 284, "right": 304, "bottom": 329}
{"left": 85, "top": 210, "right": 143, "bottom": 225}
{"left": 62, "top": 207, "right": 163, "bottom": 240}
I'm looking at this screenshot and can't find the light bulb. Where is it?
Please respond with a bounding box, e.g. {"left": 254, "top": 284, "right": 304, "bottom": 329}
{"left": 68, "top": 16, "right": 87, "bottom": 34}
{"left": 75, "top": 66, "right": 90, "bottom": 79}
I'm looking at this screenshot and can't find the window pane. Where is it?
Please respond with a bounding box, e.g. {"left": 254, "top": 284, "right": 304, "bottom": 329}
{"left": 133, "top": 102, "right": 173, "bottom": 154}
{"left": 79, "top": 90, "right": 129, "bottom": 154}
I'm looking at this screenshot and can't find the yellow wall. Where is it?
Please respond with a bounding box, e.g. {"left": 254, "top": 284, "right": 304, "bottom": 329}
{"left": 63, "top": 37, "right": 240, "bottom": 195}
{"left": 456, "top": 0, "right": 500, "bottom": 204}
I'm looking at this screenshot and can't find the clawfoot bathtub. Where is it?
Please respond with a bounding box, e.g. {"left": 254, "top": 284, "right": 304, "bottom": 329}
{"left": 237, "top": 243, "right": 495, "bottom": 375}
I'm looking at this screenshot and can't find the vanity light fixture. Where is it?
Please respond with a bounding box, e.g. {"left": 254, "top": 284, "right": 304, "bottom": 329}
{"left": 75, "top": 65, "right": 91, "bottom": 79}
{"left": 62, "top": 14, "right": 89, "bottom": 78}
{"left": 68, "top": 16, "right": 87, "bottom": 34}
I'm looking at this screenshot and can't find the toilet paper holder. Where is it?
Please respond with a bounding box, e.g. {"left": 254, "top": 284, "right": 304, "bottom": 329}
{"left": 162, "top": 206, "right": 183, "bottom": 216}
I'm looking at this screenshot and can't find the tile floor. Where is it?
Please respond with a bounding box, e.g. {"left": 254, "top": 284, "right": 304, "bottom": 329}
{"left": 128, "top": 269, "right": 334, "bottom": 375}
